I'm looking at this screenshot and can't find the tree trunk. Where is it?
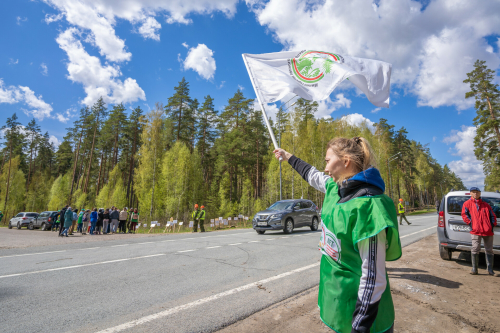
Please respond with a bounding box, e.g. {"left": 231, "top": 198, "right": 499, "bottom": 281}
{"left": 84, "top": 112, "right": 101, "bottom": 193}
{"left": 126, "top": 129, "right": 137, "bottom": 206}
{"left": 3, "top": 144, "right": 13, "bottom": 211}
{"left": 485, "top": 95, "right": 500, "bottom": 147}
{"left": 96, "top": 152, "right": 104, "bottom": 197}
{"left": 69, "top": 128, "right": 84, "bottom": 203}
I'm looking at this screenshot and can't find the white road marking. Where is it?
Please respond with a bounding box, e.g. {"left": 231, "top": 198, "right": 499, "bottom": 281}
{"left": 248, "top": 241, "right": 259, "bottom": 243}
{"left": 0, "top": 231, "right": 258, "bottom": 260}
{"left": 111, "top": 244, "right": 128, "bottom": 247}
{"left": 265, "top": 239, "right": 275, "bottom": 241}
{"left": 206, "top": 246, "right": 221, "bottom": 249}
{"left": 96, "top": 262, "right": 320, "bottom": 333}
{"left": 177, "top": 249, "right": 196, "bottom": 253}
{"left": 0, "top": 250, "right": 67, "bottom": 259}
{"left": 0, "top": 254, "right": 165, "bottom": 279}
{"left": 400, "top": 226, "right": 436, "bottom": 239}
{"left": 281, "top": 237, "right": 289, "bottom": 239}
{"left": 229, "top": 243, "right": 242, "bottom": 246}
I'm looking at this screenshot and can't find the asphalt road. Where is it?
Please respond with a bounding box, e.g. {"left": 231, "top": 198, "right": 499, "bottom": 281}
{"left": 0, "top": 213, "right": 438, "bottom": 333}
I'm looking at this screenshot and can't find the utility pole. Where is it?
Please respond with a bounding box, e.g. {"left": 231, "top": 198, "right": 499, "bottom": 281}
{"left": 278, "top": 95, "right": 297, "bottom": 201}
{"left": 387, "top": 152, "right": 401, "bottom": 201}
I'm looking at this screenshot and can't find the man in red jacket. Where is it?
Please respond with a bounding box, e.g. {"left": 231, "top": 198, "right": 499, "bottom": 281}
{"left": 461, "top": 187, "right": 497, "bottom": 276}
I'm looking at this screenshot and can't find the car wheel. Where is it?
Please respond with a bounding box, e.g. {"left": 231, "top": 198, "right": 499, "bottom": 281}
{"left": 284, "top": 219, "right": 294, "bottom": 234}
{"left": 256, "top": 230, "right": 265, "bottom": 235}
{"left": 310, "top": 217, "right": 319, "bottom": 231}
{"left": 8, "top": 221, "right": 13, "bottom": 229}
{"left": 41, "top": 223, "right": 47, "bottom": 231}
{"left": 28, "top": 222, "right": 34, "bottom": 230}
{"left": 17, "top": 222, "right": 21, "bottom": 229}
{"left": 439, "top": 245, "right": 452, "bottom": 260}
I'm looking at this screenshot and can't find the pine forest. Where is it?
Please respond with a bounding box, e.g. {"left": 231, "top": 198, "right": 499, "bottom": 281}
{"left": 0, "top": 77, "right": 467, "bottom": 224}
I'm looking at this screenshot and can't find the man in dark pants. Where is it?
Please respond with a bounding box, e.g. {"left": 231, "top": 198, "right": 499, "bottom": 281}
{"left": 199, "top": 205, "right": 206, "bottom": 232}
{"left": 58, "top": 205, "right": 68, "bottom": 236}
{"left": 461, "top": 187, "right": 498, "bottom": 276}
{"left": 191, "top": 204, "right": 200, "bottom": 232}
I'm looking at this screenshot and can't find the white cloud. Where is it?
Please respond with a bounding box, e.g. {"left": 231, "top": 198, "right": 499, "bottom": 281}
{"left": 371, "top": 107, "right": 381, "bottom": 114}
{"left": 40, "top": 63, "right": 48, "bottom": 76}
{"left": 253, "top": 102, "right": 280, "bottom": 122}
{"left": 217, "top": 81, "right": 225, "bottom": 89}
{"left": 42, "top": 0, "right": 238, "bottom": 62}
{"left": 0, "top": 79, "right": 53, "bottom": 121}
{"left": 16, "top": 16, "right": 27, "bottom": 25}
{"left": 18, "top": 86, "right": 53, "bottom": 120}
{"left": 138, "top": 17, "right": 161, "bottom": 41}
{"left": 238, "top": 85, "right": 244, "bottom": 91}
{"left": 443, "top": 125, "right": 484, "bottom": 188}
{"left": 316, "top": 93, "right": 351, "bottom": 118}
{"left": 49, "top": 135, "right": 61, "bottom": 147}
{"left": 0, "top": 79, "right": 22, "bottom": 104}
{"left": 9, "top": 59, "right": 18, "bottom": 65}
{"left": 56, "top": 28, "right": 146, "bottom": 106}
{"left": 55, "top": 108, "right": 77, "bottom": 123}
{"left": 246, "top": 0, "right": 500, "bottom": 110}
{"left": 340, "top": 113, "right": 376, "bottom": 133}
{"left": 183, "top": 44, "right": 216, "bottom": 80}
{"left": 45, "top": 13, "right": 64, "bottom": 24}
{"left": 182, "top": 42, "right": 189, "bottom": 48}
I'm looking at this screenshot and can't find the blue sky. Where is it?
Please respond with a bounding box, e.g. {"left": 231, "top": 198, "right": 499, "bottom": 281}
{"left": 1, "top": 0, "right": 500, "bottom": 189}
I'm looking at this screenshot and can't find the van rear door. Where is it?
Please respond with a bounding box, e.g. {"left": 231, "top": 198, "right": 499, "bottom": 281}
{"left": 446, "top": 196, "right": 500, "bottom": 245}
{"left": 446, "top": 196, "right": 472, "bottom": 243}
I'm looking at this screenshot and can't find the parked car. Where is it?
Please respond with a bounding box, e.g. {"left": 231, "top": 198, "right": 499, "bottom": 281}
{"left": 437, "top": 190, "right": 500, "bottom": 260}
{"left": 252, "top": 199, "right": 320, "bottom": 234}
{"left": 8, "top": 212, "right": 39, "bottom": 229}
{"left": 35, "top": 211, "right": 59, "bottom": 231}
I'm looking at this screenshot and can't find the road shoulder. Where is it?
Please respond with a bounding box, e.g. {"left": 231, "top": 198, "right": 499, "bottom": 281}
{"left": 218, "top": 234, "right": 500, "bottom": 333}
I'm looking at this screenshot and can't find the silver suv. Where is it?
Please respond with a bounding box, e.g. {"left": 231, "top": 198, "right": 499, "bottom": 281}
{"left": 252, "top": 199, "right": 320, "bottom": 235}
{"left": 437, "top": 190, "right": 500, "bottom": 260}
{"left": 8, "top": 212, "right": 39, "bottom": 229}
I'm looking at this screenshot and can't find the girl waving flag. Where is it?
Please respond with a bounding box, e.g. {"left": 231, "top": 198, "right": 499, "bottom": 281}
{"left": 274, "top": 137, "right": 401, "bottom": 333}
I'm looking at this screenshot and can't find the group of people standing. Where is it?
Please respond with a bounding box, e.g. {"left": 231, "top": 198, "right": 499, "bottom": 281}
{"left": 191, "top": 204, "right": 206, "bottom": 232}
{"left": 52, "top": 206, "right": 140, "bottom": 237}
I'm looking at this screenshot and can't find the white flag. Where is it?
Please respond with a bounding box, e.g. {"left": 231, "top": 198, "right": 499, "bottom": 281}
{"left": 242, "top": 50, "right": 391, "bottom": 107}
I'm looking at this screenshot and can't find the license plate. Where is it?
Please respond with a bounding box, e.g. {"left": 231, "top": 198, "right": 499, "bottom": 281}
{"left": 257, "top": 222, "right": 267, "bottom": 226}
{"left": 451, "top": 224, "right": 471, "bottom": 232}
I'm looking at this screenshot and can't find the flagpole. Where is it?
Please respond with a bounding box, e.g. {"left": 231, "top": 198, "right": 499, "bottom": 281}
{"left": 242, "top": 54, "right": 281, "bottom": 158}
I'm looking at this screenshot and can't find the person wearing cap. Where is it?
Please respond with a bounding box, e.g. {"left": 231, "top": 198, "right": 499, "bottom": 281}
{"left": 461, "top": 187, "right": 498, "bottom": 276}
{"left": 398, "top": 199, "right": 411, "bottom": 225}
{"left": 198, "top": 205, "right": 206, "bottom": 232}
{"left": 191, "top": 204, "right": 200, "bottom": 232}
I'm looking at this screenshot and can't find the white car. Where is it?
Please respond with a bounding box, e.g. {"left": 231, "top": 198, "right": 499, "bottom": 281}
{"left": 8, "top": 212, "right": 39, "bottom": 230}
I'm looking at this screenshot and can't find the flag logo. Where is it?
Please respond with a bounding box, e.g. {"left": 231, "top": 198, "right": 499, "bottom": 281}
{"left": 291, "top": 50, "right": 344, "bottom": 84}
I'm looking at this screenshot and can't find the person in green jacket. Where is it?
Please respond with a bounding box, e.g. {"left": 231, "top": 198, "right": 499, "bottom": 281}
{"left": 191, "top": 204, "right": 200, "bottom": 232}
{"left": 274, "top": 136, "right": 401, "bottom": 333}
{"left": 199, "top": 205, "right": 206, "bottom": 232}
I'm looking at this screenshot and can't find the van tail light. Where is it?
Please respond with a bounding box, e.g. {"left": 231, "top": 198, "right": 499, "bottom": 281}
{"left": 438, "top": 211, "right": 445, "bottom": 227}
{"left": 22, "top": 217, "right": 27, "bottom": 220}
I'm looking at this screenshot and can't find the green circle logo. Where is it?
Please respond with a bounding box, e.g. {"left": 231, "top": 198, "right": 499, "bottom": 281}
{"left": 291, "top": 51, "right": 343, "bottom": 83}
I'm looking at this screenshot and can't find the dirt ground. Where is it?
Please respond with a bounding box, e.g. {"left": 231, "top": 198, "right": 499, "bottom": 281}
{"left": 218, "top": 234, "right": 500, "bottom": 333}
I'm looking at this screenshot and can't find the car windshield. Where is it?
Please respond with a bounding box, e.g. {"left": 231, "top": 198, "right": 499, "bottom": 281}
{"left": 447, "top": 196, "right": 500, "bottom": 218}
{"left": 267, "top": 201, "right": 294, "bottom": 211}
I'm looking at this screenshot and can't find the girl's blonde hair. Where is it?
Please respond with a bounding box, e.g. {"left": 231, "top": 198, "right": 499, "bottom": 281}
{"left": 327, "top": 137, "right": 377, "bottom": 182}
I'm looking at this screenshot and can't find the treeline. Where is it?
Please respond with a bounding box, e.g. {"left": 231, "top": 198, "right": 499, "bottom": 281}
{"left": 0, "top": 77, "right": 465, "bottom": 223}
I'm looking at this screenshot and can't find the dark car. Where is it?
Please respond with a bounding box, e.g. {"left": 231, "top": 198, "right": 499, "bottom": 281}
{"left": 8, "top": 212, "right": 39, "bottom": 229}
{"left": 35, "top": 211, "right": 59, "bottom": 231}
{"left": 252, "top": 199, "right": 320, "bottom": 235}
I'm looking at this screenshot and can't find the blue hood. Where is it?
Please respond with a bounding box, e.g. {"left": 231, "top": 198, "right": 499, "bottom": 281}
{"left": 348, "top": 167, "right": 385, "bottom": 192}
